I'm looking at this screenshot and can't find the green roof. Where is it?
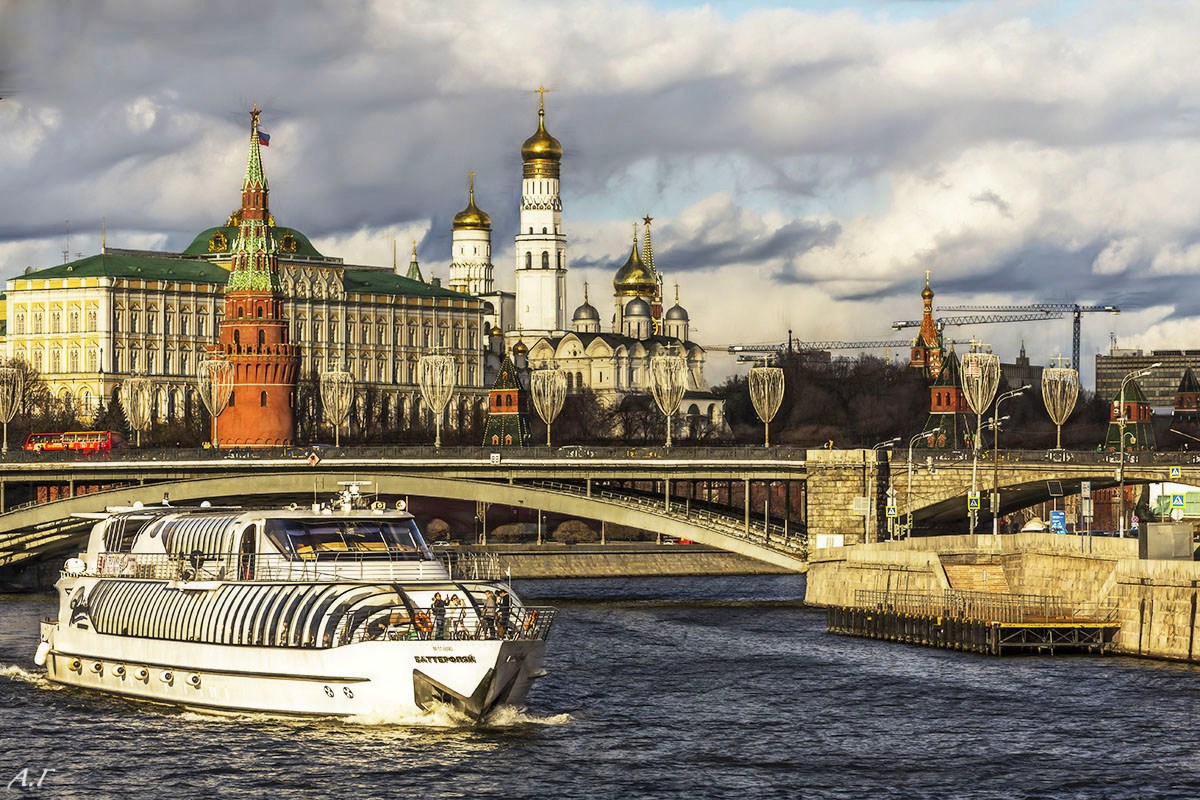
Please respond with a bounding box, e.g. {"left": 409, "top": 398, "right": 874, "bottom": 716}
{"left": 341, "top": 268, "right": 474, "bottom": 300}
{"left": 18, "top": 253, "right": 229, "bottom": 284}
{"left": 183, "top": 226, "right": 324, "bottom": 259}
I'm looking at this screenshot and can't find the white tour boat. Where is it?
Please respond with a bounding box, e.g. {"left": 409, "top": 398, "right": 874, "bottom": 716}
{"left": 34, "top": 483, "right": 553, "bottom": 720}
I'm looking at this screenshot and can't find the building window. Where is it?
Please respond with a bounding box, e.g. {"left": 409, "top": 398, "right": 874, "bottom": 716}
{"left": 14, "top": 314, "right": 24, "bottom": 335}
{"left": 525, "top": 252, "right": 532, "bottom": 269}
{"left": 260, "top": 391, "right": 268, "bottom": 407}
{"left": 541, "top": 251, "right": 549, "bottom": 269}
{"left": 33, "top": 313, "right": 43, "bottom": 334}
{"left": 87, "top": 349, "right": 98, "bottom": 372}
{"left": 51, "top": 311, "right": 61, "bottom": 333}
{"left": 69, "top": 349, "right": 79, "bottom": 373}
{"left": 86, "top": 310, "right": 96, "bottom": 331}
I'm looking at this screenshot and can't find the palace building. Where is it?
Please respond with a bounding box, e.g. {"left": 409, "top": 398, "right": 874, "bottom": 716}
{"left": 5, "top": 110, "right": 487, "bottom": 434}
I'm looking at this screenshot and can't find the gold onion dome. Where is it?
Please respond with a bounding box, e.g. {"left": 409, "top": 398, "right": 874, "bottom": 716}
{"left": 922, "top": 271, "right": 934, "bottom": 300}
{"left": 614, "top": 227, "right": 657, "bottom": 297}
{"left": 521, "top": 110, "right": 563, "bottom": 163}
{"left": 522, "top": 89, "right": 562, "bottom": 178}
{"left": 453, "top": 174, "right": 491, "bottom": 230}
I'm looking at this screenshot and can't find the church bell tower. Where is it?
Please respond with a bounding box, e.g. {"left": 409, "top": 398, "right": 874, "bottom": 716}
{"left": 514, "top": 87, "right": 567, "bottom": 339}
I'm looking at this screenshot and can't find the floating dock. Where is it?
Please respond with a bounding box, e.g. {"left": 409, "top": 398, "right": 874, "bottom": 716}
{"left": 827, "top": 590, "right": 1120, "bottom": 656}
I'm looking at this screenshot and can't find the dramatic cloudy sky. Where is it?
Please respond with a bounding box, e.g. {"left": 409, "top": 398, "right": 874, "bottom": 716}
{"left": 1, "top": 0, "right": 1197, "bottom": 386}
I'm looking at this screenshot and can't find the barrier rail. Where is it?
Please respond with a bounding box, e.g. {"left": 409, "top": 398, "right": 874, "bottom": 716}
{"left": 80, "top": 549, "right": 504, "bottom": 583}
{"left": 340, "top": 604, "right": 555, "bottom": 645}
{"left": 853, "top": 589, "right": 1117, "bottom": 624}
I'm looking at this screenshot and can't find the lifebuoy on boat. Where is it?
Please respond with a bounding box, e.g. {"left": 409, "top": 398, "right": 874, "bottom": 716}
{"left": 523, "top": 610, "right": 539, "bottom": 633}
{"left": 414, "top": 612, "right": 433, "bottom": 634}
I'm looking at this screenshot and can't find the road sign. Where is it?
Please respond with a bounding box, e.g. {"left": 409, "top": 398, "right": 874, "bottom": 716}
{"left": 886, "top": 486, "right": 897, "bottom": 499}
{"left": 1082, "top": 498, "right": 1094, "bottom": 518}
{"left": 1172, "top": 494, "right": 1185, "bottom": 509}
{"left": 886, "top": 504, "right": 898, "bottom": 518}
{"left": 1172, "top": 508, "right": 1185, "bottom": 522}
{"left": 1171, "top": 466, "right": 1182, "bottom": 479}
{"left": 1080, "top": 480, "right": 1091, "bottom": 499}
{"left": 967, "top": 492, "right": 980, "bottom": 511}
{"left": 851, "top": 496, "right": 870, "bottom": 515}
{"left": 1050, "top": 510, "right": 1067, "bottom": 535}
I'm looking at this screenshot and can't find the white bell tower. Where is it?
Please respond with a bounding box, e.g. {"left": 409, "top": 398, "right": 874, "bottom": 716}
{"left": 514, "top": 87, "right": 567, "bottom": 337}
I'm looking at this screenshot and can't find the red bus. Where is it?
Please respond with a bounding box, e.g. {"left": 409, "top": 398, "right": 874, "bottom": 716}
{"left": 24, "top": 431, "right": 127, "bottom": 453}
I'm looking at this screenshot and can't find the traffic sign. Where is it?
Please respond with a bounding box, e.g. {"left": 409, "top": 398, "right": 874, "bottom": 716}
{"left": 967, "top": 492, "right": 981, "bottom": 511}
{"left": 886, "top": 504, "right": 898, "bottom": 518}
{"left": 1080, "top": 480, "right": 1091, "bottom": 499}
{"left": 1171, "top": 466, "right": 1182, "bottom": 479}
{"left": 1172, "top": 494, "right": 1186, "bottom": 509}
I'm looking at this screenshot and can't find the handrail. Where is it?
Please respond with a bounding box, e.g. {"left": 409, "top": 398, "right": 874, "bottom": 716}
{"left": 854, "top": 589, "right": 1119, "bottom": 623}
{"left": 338, "top": 604, "right": 556, "bottom": 646}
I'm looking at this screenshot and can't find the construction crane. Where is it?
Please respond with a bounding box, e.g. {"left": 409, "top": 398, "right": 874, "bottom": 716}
{"left": 892, "top": 311, "right": 1064, "bottom": 336}
{"left": 937, "top": 303, "right": 1120, "bottom": 372}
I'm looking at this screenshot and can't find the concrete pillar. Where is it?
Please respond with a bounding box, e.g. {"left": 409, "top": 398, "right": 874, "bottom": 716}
{"left": 744, "top": 478, "right": 750, "bottom": 534}
{"left": 665, "top": 477, "right": 671, "bottom": 513}
{"left": 600, "top": 520, "right": 606, "bottom": 545}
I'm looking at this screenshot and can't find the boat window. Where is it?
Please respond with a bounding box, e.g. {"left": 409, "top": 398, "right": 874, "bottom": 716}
{"left": 264, "top": 518, "right": 429, "bottom": 559}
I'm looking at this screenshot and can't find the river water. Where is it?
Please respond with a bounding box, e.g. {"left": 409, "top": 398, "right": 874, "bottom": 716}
{"left": 2, "top": 575, "right": 1200, "bottom": 799}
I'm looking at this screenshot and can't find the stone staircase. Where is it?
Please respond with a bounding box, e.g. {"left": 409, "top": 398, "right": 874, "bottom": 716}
{"left": 943, "top": 563, "right": 1012, "bottom": 594}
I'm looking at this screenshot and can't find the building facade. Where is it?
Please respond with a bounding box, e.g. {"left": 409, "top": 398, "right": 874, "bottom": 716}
{"left": 1095, "top": 347, "right": 1200, "bottom": 408}
{"left": 5, "top": 112, "right": 487, "bottom": 434}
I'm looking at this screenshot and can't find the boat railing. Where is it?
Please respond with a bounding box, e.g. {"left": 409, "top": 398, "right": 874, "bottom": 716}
{"left": 334, "top": 604, "right": 556, "bottom": 646}
{"left": 89, "top": 549, "right": 451, "bottom": 582}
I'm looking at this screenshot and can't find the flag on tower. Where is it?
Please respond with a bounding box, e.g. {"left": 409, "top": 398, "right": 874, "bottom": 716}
{"left": 258, "top": 130, "right": 271, "bottom": 146}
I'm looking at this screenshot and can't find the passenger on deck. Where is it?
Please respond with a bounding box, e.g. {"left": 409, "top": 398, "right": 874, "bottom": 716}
{"left": 431, "top": 593, "right": 447, "bottom": 639}
{"left": 482, "top": 591, "right": 497, "bottom": 639}
{"left": 497, "top": 590, "right": 511, "bottom": 638}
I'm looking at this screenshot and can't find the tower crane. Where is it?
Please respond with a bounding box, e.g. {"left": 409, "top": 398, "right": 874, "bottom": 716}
{"left": 937, "top": 303, "right": 1120, "bottom": 372}
{"left": 891, "top": 311, "right": 1065, "bottom": 356}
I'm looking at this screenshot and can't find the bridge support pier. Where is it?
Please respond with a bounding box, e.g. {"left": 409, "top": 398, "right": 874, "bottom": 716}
{"left": 744, "top": 479, "right": 750, "bottom": 534}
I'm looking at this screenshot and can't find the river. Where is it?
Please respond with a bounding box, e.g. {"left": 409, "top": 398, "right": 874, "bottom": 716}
{"left": 2, "top": 575, "right": 1199, "bottom": 799}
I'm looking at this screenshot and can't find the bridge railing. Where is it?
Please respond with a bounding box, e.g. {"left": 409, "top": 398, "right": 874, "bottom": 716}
{"left": 525, "top": 479, "right": 806, "bottom": 559}
{"left": 0, "top": 443, "right": 812, "bottom": 464}
{"left": 900, "top": 448, "right": 1200, "bottom": 468}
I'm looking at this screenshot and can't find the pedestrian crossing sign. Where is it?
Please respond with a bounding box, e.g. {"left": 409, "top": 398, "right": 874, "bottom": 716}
{"left": 1170, "top": 466, "right": 1182, "bottom": 479}
{"left": 886, "top": 504, "right": 898, "bottom": 518}
{"left": 1172, "top": 493, "right": 1186, "bottom": 509}
{"left": 967, "top": 492, "right": 981, "bottom": 510}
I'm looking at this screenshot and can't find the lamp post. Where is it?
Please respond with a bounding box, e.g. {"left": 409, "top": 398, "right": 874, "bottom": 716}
{"left": 1118, "top": 363, "right": 1159, "bottom": 538}
{"left": 866, "top": 437, "right": 901, "bottom": 543}
{"left": 905, "top": 428, "right": 939, "bottom": 539}
{"left": 960, "top": 350, "right": 1001, "bottom": 533}
{"left": 990, "top": 386, "right": 1029, "bottom": 537}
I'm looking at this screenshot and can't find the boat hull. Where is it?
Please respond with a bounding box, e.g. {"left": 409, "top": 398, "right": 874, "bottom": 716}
{"left": 42, "top": 625, "right": 545, "bottom": 721}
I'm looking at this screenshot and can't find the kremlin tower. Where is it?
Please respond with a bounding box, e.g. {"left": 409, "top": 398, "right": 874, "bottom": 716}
{"left": 214, "top": 106, "right": 300, "bottom": 447}
{"left": 909, "top": 271, "right": 943, "bottom": 380}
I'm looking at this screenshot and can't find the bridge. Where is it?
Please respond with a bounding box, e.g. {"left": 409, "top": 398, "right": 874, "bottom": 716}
{"left": 0, "top": 445, "right": 1195, "bottom": 586}
{"left": 0, "top": 446, "right": 812, "bottom": 585}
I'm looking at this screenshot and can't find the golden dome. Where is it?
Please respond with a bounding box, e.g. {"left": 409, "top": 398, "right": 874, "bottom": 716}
{"left": 614, "top": 225, "right": 657, "bottom": 297}
{"left": 521, "top": 90, "right": 562, "bottom": 178}
{"left": 513, "top": 341, "right": 528, "bottom": 356}
{"left": 921, "top": 270, "right": 934, "bottom": 300}
{"left": 453, "top": 174, "right": 491, "bottom": 231}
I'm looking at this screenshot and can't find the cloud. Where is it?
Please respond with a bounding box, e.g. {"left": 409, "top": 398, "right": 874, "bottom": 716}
{"left": 1, "top": 0, "right": 1199, "bottom": 389}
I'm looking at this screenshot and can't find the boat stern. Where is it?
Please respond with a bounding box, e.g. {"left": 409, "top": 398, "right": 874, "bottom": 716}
{"left": 411, "top": 640, "right": 546, "bottom": 720}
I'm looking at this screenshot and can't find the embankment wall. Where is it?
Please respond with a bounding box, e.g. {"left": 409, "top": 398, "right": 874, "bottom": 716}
{"left": 806, "top": 534, "right": 1200, "bottom": 662}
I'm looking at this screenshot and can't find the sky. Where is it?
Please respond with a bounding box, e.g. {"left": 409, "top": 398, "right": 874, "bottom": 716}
{"left": 1, "top": 0, "right": 1198, "bottom": 388}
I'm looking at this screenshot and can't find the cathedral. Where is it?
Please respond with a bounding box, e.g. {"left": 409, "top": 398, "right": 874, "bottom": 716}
{"left": 454, "top": 91, "right": 724, "bottom": 437}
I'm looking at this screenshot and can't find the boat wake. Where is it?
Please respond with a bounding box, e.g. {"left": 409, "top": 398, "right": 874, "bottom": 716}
{"left": 343, "top": 703, "right": 573, "bottom": 728}
{"left": 0, "top": 664, "right": 60, "bottom": 690}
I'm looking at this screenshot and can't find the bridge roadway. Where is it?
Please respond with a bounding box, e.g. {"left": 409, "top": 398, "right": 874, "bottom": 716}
{"left": 0, "top": 447, "right": 810, "bottom": 579}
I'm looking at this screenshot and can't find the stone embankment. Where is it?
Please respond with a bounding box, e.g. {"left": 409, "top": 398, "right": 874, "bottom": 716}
{"left": 462, "top": 542, "right": 793, "bottom": 579}
{"left": 805, "top": 533, "right": 1200, "bottom": 662}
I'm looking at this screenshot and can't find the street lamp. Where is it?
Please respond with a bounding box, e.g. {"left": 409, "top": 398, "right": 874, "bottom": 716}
{"left": 1118, "top": 363, "right": 1160, "bottom": 537}
{"left": 905, "top": 428, "right": 939, "bottom": 539}
{"left": 960, "top": 350, "right": 1001, "bottom": 533}
{"left": 991, "top": 386, "right": 1029, "bottom": 537}
{"left": 866, "top": 437, "right": 901, "bottom": 543}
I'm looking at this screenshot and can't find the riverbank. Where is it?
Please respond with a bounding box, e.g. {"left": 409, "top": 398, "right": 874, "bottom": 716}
{"left": 804, "top": 533, "right": 1200, "bottom": 663}
{"left": 460, "top": 542, "right": 794, "bottom": 579}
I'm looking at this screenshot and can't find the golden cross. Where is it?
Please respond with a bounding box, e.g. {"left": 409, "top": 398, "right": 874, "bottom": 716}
{"left": 632, "top": 221, "right": 639, "bottom": 241}
{"left": 467, "top": 170, "right": 476, "bottom": 195}
{"left": 411, "top": 239, "right": 417, "bottom": 257}
{"left": 251, "top": 103, "right": 260, "bottom": 123}
{"left": 535, "top": 85, "right": 550, "bottom": 110}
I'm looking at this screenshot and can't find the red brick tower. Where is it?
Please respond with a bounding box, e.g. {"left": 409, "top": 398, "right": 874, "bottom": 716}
{"left": 214, "top": 106, "right": 300, "bottom": 447}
